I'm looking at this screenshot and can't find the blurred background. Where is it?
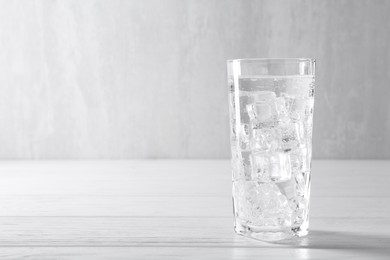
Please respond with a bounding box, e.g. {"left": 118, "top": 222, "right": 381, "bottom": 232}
{"left": 0, "top": 0, "right": 389, "bottom": 159}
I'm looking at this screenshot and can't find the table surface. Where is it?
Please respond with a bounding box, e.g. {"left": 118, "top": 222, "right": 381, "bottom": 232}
{"left": 0, "top": 160, "right": 389, "bottom": 259}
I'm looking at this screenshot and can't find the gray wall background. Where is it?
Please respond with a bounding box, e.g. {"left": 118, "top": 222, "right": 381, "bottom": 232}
{"left": 0, "top": 0, "right": 389, "bottom": 159}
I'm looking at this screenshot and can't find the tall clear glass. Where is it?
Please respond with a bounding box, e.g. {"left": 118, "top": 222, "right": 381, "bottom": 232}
{"left": 227, "top": 58, "right": 316, "bottom": 241}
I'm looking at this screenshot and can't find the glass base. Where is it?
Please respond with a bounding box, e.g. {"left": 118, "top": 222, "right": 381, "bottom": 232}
{"left": 234, "top": 219, "right": 308, "bottom": 242}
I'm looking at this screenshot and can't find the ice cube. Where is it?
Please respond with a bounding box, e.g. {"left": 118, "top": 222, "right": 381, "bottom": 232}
{"left": 246, "top": 102, "right": 274, "bottom": 122}
{"left": 290, "top": 147, "right": 310, "bottom": 173}
{"left": 276, "top": 179, "right": 297, "bottom": 200}
{"left": 291, "top": 208, "right": 306, "bottom": 226}
{"left": 238, "top": 95, "right": 254, "bottom": 123}
{"left": 260, "top": 183, "right": 292, "bottom": 226}
{"left": 230, "top": 140, "right": 239, "bottom": 158}
{"left": 250, "top": 126, "right": 279, "bottom": 152}
{"left": 278, "top": 120, "right": 305, "bottom": 152}
{"left": 231, "top": 155, "right": 242, "bottom": 181}
{"left": 239, "top": 124, "right": 250, "bottom": 150}
{"left": 240, "top": 151, "right": 252, "bottom": 180}
{"left": 295, "top": 171, "right": 309, "bottom": 196}
{"left": 274, "top": 97, "right": 288, "bottom": 118}
{"left": 234, "top": 181, "right": 292, "bottom": 226}
{"left": 233, "top": 181, "right": 249, "bottom": 218}
{"left": 246, "top": 91, "right": 277, "bottom": 123}
{"left": 289, "top": 197, "right": 307, "bottom": 211}
{"left": 240, "top": 151, "right": 251, "bottom": 166}
{"left": 253, "top": 91, "right": 276, "bottom": 102}
{"left": 231, "top": 149, "right": 250, "bottom": 182}
{"left": 250, "top": 152, "right": 291, "bottom": 182}
{"left": 277, "top": 170, "right": 309, "bottom": 199}
{"left": 288, "top": 97, "right": 314, "bottom": 121}
{"left": 233, "top": 181, "right": 262, "bottom": 221}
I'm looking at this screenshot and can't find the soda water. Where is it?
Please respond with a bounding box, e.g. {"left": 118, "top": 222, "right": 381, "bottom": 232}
{"left": 229, "top": 75, "right": 315, "bottom": 240}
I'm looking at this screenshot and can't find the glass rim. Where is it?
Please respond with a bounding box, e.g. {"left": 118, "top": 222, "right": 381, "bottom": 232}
{"left": 227, "top": 58, "right": 315, "bottom": 63}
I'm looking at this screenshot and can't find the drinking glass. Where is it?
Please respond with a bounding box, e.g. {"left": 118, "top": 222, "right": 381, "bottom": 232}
{"left": 227, "top": 58, "right": 316, "bottom": 241}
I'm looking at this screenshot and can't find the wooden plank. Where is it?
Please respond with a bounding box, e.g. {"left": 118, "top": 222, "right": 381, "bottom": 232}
{"left": 0, "top": 160, "right": 389, "bottom": 197}
{"left": 0, "top": 246, "right": 389, "bottom": 260}
{"left": 0, "top": 160, "right": 231, "bottom": 196}
{"left": 0, "top": 195, "right": 389, "bottom": 218}
{"left": 0, "top": 217, "right": 389, "bottom": 247}
{"left": 0, "top": 217, "right": 389, "bottom": 259}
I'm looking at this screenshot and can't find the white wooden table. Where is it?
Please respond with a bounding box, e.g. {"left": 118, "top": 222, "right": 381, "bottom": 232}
{"left": 0, "top": 160, "right": 389, "bottom": 259}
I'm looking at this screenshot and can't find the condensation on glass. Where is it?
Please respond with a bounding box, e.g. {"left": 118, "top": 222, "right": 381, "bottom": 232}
{"left": 227, "top": 58, "right": 316, "bottom": 241}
